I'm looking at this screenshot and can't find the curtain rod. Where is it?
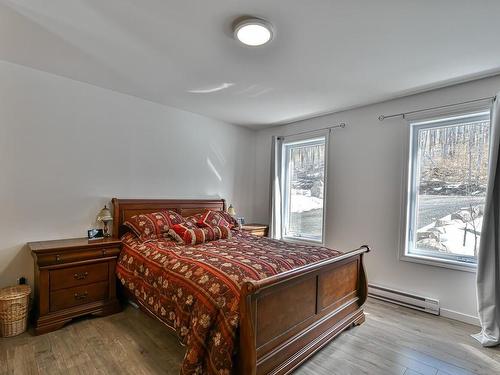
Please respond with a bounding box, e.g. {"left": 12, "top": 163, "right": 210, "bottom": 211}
{"left": 279, "top": 123, "right": 346, "bottom": 138}
{"left": 378, "top": 96, "right": 496, "bottom": 121}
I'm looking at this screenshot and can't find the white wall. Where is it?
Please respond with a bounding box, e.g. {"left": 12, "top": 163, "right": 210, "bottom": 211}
{"left": 0, "top": 61, "right": 256, "bottom": 287}
{"left": 254, "top": 75, "right": 500, "bottom": 323}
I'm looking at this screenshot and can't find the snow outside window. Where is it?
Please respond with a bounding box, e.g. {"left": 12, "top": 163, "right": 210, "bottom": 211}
{"left": 403, "top": 110, "right": 491, "bottom": 269}
{"left": 282, "top": 135, "right": 327, "bottom": 243}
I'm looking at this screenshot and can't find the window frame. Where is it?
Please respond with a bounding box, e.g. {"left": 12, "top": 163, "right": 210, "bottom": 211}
{"left": 400, "top": 108, "right": 492, "bottom": 272}
{"left": 280, "top": 132, "right": 329, "bottom": 245}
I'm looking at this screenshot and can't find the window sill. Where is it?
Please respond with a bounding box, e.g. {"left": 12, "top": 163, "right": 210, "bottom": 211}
{"left": 282, "top": 236, "right": 324, "bottom": 246}
{"left": 400, "top": 253, "right": 477, "bottom": 273}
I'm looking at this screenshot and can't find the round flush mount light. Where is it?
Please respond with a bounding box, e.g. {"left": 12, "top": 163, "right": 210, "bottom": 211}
{"left": 233, "top": 17, "right": 273, "bottom": 46}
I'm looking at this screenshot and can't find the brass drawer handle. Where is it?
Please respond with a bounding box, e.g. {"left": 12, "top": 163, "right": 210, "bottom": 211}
{"left": 74, "top": 292, "right": 88, "bottom": 300}
{"left": 55, "top": 254, "right": 61, "bottom": 262}
{"left": 102, "top": 249, "right": 107, "bottom": 256}
{"left": 74, "top": 272, "right": 88, "bottom": 280}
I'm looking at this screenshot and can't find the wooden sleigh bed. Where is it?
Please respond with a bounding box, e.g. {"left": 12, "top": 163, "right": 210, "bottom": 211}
{"left": 112, "top": 198, "right": 370, "bottom": 375}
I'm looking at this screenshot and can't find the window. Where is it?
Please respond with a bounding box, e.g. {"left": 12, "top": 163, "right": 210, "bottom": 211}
{"left": 403, "top": 110, "right": 491, "bottom": 269}
{"left": 281, "top": 135, "right": 327, "bottom": 243}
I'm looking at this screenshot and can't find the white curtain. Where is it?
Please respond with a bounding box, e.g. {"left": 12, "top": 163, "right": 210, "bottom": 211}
{"left": 269, "top": 136, "right": 283, "bottom": 239}
{"left": 473, "top": 94, "right": 500, "bottom": 346}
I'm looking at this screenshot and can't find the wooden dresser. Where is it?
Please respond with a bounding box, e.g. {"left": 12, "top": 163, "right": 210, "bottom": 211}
{"left": 241, "top": 224, "right": 269, "bottom": 237}
{"left": 28, "top": 237, "right": 122, "bottom": 335}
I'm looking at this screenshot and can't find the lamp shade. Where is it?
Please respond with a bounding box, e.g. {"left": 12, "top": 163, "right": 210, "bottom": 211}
{"left": 97, "top": 205, "right": 113, "bottom": 222}
{"left": 227, "top": 204, "right": 236, "bottom": 216}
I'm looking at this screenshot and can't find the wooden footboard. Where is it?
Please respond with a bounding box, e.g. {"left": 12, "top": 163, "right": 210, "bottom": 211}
{"left": 237, "top": 245, "right": 370, "bottom": 375}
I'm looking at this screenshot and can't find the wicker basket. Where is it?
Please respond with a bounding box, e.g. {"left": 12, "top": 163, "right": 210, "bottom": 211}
{"left": 0, "top": 285, "right": 31, "bottom": 337}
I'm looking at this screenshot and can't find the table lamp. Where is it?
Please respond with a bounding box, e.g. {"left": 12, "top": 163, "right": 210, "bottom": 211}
{"left": 97, "top": 205, "right": 113, "bottom": 237}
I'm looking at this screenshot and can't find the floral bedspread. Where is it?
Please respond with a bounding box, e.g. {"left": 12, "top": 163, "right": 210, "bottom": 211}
{"left": 116, "top": 231, "right": 342, "bottom": 375}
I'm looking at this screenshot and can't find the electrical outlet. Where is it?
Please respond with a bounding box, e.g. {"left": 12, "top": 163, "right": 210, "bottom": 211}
{"left": 17, "top": 276, "right": 27, "bottom": 285}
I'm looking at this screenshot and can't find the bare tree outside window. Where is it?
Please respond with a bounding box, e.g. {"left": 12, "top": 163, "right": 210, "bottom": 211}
{"left": 407, "top": 111, "right": 491, "bottom": 265}
{"left": 282, "top": 136, "right": 327, "bottom": 242}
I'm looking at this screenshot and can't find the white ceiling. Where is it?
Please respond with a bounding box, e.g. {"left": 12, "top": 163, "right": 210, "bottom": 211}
{"left": 2, "top": 0, "right": 500, "bottom": 128}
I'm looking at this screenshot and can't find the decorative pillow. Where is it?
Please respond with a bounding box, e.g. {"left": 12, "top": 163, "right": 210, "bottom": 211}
{"left": 218, "top": 210, "right": 240, "bottom": 229}
{"left": 185, "top": 213, "right": 203, "bottom": 226}
{"left": 197, "top": 210, "right": 231, "bottom": 229}
{"left": 124, "top": 210, "right": 185, "bottom": 242}
{"left": 169, "top": 222, "right": 231, "bottom": 245}
{"left": 212, "top": 224, "right": 232, "bottom": 240}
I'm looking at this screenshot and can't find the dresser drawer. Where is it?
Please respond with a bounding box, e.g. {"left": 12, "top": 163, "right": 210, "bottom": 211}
{"left": 36, "top": 247, "right": 121, "bottom": 267}
{"left": 50, "top": 281, "right": 109, "bottom": 312}
{"left": 50, "top": 262, "right": 108, "bottom": 291}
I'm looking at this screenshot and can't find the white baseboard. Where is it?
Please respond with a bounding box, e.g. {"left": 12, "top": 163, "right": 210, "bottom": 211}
{"left": 368, "top": 283, "right": 480, "bottom": 327}
{"left": 368, "top": 283, "right": 439, "bottom": 315}
{"left": 440, "top": 308, "right": 480, "bottom": 326}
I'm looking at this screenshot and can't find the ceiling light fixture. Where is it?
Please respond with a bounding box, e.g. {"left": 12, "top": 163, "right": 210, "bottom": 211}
{"left": 233, "top": 17, "right": 273, "bottom": 46}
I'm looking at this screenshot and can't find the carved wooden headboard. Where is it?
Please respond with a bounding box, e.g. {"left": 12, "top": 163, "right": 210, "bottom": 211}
{"left": 111, "top": 198, "right": 226, "bottom": 237}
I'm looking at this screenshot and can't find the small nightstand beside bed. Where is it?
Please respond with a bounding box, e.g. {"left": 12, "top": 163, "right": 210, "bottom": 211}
{"left": 112, "top": 198, "right": 370, "bottom": 375}
{"left": 28, "top": 237, "right": 122, "bottom": 335}
{"left": 241, "top": 224, "right": 269, "bottom": 237}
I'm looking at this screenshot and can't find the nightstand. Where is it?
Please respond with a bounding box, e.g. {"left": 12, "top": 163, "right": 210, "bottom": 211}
{"left": 28, "top": 237, "right": 122, "bottom": 335}
{"left": 241, "top": 224, "right": 269, "bottom": 237}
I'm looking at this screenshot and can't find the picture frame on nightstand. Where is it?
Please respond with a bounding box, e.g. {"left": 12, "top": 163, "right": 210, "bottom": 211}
{"left": 87, "top": 229, "right": 104, "bottom": 240}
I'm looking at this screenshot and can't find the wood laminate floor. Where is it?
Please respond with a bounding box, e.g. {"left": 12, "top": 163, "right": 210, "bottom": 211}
{"left": 1, "top": 298, "right": 499, "bottom": 375}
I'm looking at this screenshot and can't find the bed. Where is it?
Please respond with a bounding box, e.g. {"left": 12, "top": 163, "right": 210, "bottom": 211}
{"left": 112, "top": 198, "right": 370, "bottom": 375}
